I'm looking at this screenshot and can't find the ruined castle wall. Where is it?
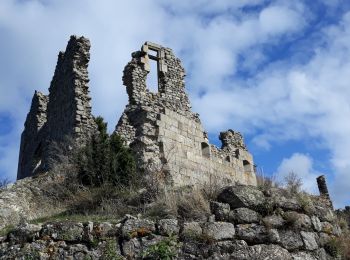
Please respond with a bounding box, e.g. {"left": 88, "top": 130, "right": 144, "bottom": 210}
{"left": 116, "top": 42, "right": 257, "bottom": 187}
{"left": 17, "top": 36, "right": 96, "bottom": 179}
{"left": 17, "top": 92, "right": 48, "bottom": 180}
{"left": 45, "top": 36, "right": 95, "bottom": 145}
{"left": 156, "top": 109, "right": 256, "bottom": 186}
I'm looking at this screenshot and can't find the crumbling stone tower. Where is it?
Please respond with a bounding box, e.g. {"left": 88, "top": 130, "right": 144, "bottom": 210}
{"left": 17, "top": 36, "right": 96, "bottom": 180}
{"left": 116, "top": 42, "right": 257, "bottom": 186}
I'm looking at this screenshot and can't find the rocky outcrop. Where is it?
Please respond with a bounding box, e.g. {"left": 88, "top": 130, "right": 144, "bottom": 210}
{"left": 0, "top": 184, "right": 342, "bottom": 259}
{"left": 0, "top": 173, "right": 70, "bottom": 230}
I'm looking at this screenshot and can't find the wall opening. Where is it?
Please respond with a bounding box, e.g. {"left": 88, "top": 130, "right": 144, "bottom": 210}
{"left": 201, "top": 142, "right": 210, "bottom": 158}
{"left": 146, "top": 49, "right": 159, "bottom": 93}
{"left": 243, "top": 160, "right": 252, "bottom": 173}
{"left": 225, "top": 156, "right": 231, "bottom": 162}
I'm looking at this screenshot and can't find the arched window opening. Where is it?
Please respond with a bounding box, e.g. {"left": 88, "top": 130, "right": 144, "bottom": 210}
{"left": 225, "top": 155, "right": 231, "bottom": 162}
{"left": 201, "top": 142, "right": 210, "bottom": 158}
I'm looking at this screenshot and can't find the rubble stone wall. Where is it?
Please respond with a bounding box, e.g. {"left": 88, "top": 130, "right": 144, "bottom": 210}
{"left": 116, "top": 42, "right": 257, "bottom": 187}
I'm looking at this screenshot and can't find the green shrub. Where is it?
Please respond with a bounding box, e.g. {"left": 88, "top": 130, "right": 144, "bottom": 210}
{"left": 324, "top": 237, "right": 340, "bottom": 257}
{"left": 143, "top": 235, "right": 181, "bottom": 259}
{"left": 77, "top": 116, "right": 136, "bottom": 187}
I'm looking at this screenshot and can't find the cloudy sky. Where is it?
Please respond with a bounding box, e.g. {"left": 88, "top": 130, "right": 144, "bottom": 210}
{"left": 1, "top": 0, "right": 350, "bottom": 208}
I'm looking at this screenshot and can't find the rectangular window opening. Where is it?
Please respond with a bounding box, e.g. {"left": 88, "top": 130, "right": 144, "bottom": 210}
{"left": 146, "top": 57, "right": 159, "bottom": 93}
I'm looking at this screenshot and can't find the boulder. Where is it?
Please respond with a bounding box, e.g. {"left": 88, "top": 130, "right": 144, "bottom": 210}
{"left": 157, "top": 219, "right": 179, "bottom": 236}
{"left": 7, "top": 223, "right": 41, "bottom": 245}
{"left": 311, "top": 216, "right": 322, "bottom": 232}
{"left": 262, "top": 214, "right": 286, "bottom": 229}
{"left": 229, "top": 207, "right": 260, "bottom": 224}
{"left": 121, "top": 218, "right": 155, "bottom": 239}
{"left": 40, "top": 222, "right": 85, "bottom": 242}
{"left": 202, "top": 222, "right": 235, "bottom": 241}
{"left": 291, "top": 251, "right": 318, "bottom": 260}
{"left": 182, "top": 222, "right": 202, "bottom": 239}
{"left": 278, "top": 230, "right": 304, "bottom": 250}
{"left": 217, "top": 185, "right": 265, "bottom": 210}
{"left": 235, "top": 224, "right": 268, "bottom": 244}
{"left": 210, "top": 201, "right": 230, "bottom": 221}
{"left": 247, "top": 244, "right": 292, "bottom": 260}
{"left": 300, "top": 231, "right": 319, "bottom": 250}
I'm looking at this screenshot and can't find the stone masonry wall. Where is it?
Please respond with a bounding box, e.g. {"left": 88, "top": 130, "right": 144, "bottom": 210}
{"left": 17, "top": 36, "right": 96, "bottom": 180}
{"left": 17, "top": 91, "right": 48, "bottom": 180}
{"left": 0, "top": 184, "right": 342, "bottom": 259}
{"left": 116, "top": 42, "right": 257, "bottom": 187}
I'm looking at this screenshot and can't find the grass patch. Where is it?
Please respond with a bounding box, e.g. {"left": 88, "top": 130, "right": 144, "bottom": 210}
{"left": 0, "top": 224, "right": 15, "bottom": 236}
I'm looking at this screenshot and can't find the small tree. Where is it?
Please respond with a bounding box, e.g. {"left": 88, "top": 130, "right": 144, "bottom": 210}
{"left": 284, "top": 172, "right": 302, "bottom": 194}
{"left": 77, "top": 116, "right": 136, "bottom": 187}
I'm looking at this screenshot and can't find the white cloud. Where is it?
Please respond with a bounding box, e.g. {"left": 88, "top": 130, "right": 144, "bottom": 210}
{"left": 275, "top": 153, "right": 320, "bottom": 194}
{"left": 0, "top": 1, "right": 349, "bottom": 207}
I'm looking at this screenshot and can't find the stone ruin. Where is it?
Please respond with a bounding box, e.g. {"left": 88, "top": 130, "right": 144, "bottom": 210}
{"left": 17, "top": 36, "right": 257, "bottom": 187}
{"left": 17, "top": 36, "right": 96, "bottom": 179}
{"left": 116, "top": 41, "right": 256, "bottom": 187}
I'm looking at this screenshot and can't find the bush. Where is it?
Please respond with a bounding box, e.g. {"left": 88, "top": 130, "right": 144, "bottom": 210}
{"left": 143, "top": 235, "right": 181, "bottom": 259}
{"left": 77, "top": 116, "right": 136, "bottom": 187}
{"left": 284, "top": 172, "right": 302, "bottom": 194}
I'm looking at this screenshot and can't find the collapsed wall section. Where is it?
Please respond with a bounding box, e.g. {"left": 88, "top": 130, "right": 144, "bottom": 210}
{"left": 17, "top": 36, "right": 96, "bottom": 180}
{"left": 116, "top": 42, "right": 257, "bottom": 187}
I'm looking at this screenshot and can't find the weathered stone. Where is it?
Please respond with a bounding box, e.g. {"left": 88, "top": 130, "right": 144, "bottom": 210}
{"left": 278, "top": 230, "right": 304, "bottom": 250}
{"left": 41, "top": 222, "right": 85, "bottom": 242}
{"left": 17, "top": 35, "right": 97, "bottom": 180}
{"left": 210, "top": 201, "right": 230, "bottom": 221}
{"left": 157, "top": 218, "right": 179, "bottom": 236}
{"left": 91, "top": 222, "right": 116, "bottom": 239}
{"left": 8, "top": 223, "right": 42, "bottom": 245}
{"left": 262, "top": 214, "right": 286, "bottom": 229}
{"left": 291, "top": 251, "right": 318, "bottom": 260}
{"left": 300, "top": 231, "right": 318, "bottom": 250}
{"left": 202, "top": 222, "right": 235, "bottom": 241}
{"left": 235, "top": 224, "right": 268, "bottom": 244}
{"left": 115, "top": 42, "right": 257, "bottom": 188}
{"left": 121, "top": 218, "right": 155, "bottom": 239}
{"left": 247, "top": 244, "right": 292, "bottom": 260}
{"left": 182, "top": 221, "right": 202, "bottom": 239}
{"left": 217, "top": 185, "right": 265, "bottom": 210}
{"left": 311, "top": 215, "right": 322, "bottom": 232}
{"left": 229, "top": 207, "right": 260, "bottom": 224}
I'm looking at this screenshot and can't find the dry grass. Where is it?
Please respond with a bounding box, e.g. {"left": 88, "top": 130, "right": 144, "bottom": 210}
{"left": 145, "top": 186, "right": 211, "bottom": 221}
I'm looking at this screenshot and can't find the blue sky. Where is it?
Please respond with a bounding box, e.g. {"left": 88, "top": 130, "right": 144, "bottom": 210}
{"left": 0, "top": 0, "right": 350, "bottom": 208}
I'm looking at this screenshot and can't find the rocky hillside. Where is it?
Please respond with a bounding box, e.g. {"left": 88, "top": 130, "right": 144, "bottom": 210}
{"left": 0, "top": 184, "right": 347, "bottom": 259}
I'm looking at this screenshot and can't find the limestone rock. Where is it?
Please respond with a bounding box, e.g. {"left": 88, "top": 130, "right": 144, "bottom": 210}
{"left": 235, "top": 224, "right": 268, "bottom": 244}
{"left": 210, "top": 201, "right": 230, "bottom": 221}
{"left": 217, "top": 185, "right": 265, "bottom": 210}
{"left": 229, "top": 207, "right": 260, "bottom": 224}
{"left": 182, "top": 221, "right": 202, "bottom": 239}
{"left": 278, "top": 230, "right": 304, "bottom": 250}
{"left": 300, "top": 231, "right": 318, "bottom": 250}
{"left": 157, "top": 218, "right": 179, "bottom": 236}
{"left": 40, "top": 222, "right": 85, "bottom": 242}
{"left": 202, "top": 222, "right": 235, "bottom": 241}
{"left": 262, "top": 214, "right": 286, "bottom": 229}
{"left": 121, "top": 218, "right": 155, "bottom": 239}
